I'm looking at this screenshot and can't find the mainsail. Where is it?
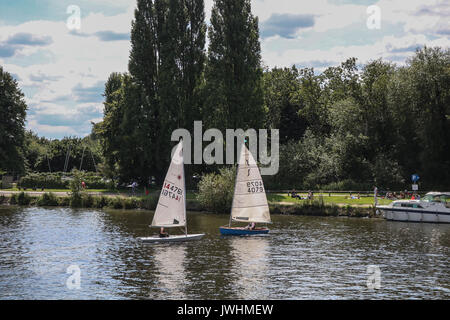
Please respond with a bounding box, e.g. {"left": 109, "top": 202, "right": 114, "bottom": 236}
{"left": 151, "top": 141, "right": 186, "bottom": 228}
{"left": 230, "top": 144, "right": 271, "bottom": 224}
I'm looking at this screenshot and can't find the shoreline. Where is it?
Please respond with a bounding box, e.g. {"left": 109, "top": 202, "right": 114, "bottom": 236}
{"left": 0, "top": 190, "right": 381, "bottom": 219}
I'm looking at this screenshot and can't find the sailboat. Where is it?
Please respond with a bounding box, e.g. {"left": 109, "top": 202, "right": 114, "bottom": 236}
{"left": 139, "top": 140, "right": 205, "bottom": 243}
{"left": 219, "top": 143, "right": 271, "bottom": 235}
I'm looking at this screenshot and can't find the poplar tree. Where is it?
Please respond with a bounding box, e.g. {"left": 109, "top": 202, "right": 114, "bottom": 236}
{"left": 205, "top": 0, "right": 264, "bottom": 131}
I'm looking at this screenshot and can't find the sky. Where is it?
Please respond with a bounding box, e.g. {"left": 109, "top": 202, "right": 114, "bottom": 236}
{"left": 0, "top": 0, "right": 449, "bottom": 139}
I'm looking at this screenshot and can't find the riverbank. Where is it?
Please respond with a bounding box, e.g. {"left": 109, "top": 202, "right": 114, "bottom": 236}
{"left": 0, "top": 190, "right": 385, "bottom": 218}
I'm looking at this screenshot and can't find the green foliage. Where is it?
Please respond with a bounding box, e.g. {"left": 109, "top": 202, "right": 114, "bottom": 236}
{"left": 95, "top": 0, "right": 207, "bottom": 185}
{"left": 69, "top": 170, "right": 84, "bottom": 207}
{"left": 22, "top": 131, "right": 102, "bottom": 173}
{"left": 0, "top": 66, "right": 27, "bottom": 174}
{"left": 197, "top": 166, "right": 236, "bottom": 213}
{"left": 205, "top": 0, "right": 264, "bottom": 131}
{"left": 93, "top": 196, "right": 109, "bottom": 209}
{"left": 11, "top": 192, "right": 32, "bottom": 205}
{"left": 138, "top": 194, "right": 158, "bottom": 210}
{"left": 18, "top": 171, "right": 113, "bottom": 190}
{"left": 37, "top": 193, "right": 59, "bottom": 206}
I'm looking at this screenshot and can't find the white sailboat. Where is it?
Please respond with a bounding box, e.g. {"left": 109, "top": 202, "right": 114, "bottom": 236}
{"left": 219, "top": 143, "right": 271, "bottom": 235}
{"left": 139, "top": 140, "right": 204, "bottom": 243}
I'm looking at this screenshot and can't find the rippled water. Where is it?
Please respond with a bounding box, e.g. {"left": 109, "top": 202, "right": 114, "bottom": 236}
{"left": 0, "top": 206, "right": 449, "bottom": 299}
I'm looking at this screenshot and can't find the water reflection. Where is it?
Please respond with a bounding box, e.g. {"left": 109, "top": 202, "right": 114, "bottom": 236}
{"left": 152, "top": 244, "right": 188, "bottom": 299}
{"left": 229, "top": 236, "right": 270, "bottom": 299}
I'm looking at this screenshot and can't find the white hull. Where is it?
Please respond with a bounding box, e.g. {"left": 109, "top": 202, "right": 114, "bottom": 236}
{"left": 139, "top": 233, "right": 205, "bottom": 243}
{"left": 379, "top": 208, "right": 450, "bottom": 223}
{"left": 378, "top": 192, "right": 450, "bottom": 224}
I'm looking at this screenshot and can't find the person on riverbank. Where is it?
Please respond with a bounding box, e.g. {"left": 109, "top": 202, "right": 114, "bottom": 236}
{"left": 374, "top": 186, "right": 378, "bottom": 206}
{"left": 131, "top": 181, "right": 137, "bottom": 195}
{"left": 159, "top": 227, "right": 169, "bottom": 238}
{"left": 290, "top": 189, "right": 300, "bottom": 199}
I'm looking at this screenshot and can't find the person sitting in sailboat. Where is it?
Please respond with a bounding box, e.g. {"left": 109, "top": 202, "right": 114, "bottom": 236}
{"left": 245, "top": 222, "right": 256, "bottom": 230}
{"left": 159, "top": 227, "right": 169, "bottom": 238}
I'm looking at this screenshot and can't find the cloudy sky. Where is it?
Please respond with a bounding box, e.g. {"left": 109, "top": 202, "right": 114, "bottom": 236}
{"left": 0, "top": 0, "right": 448, "bottom": 139}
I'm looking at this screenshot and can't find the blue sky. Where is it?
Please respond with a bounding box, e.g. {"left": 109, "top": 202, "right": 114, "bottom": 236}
{"left": 0, "top": 0, "right": 448, "bottom": 139}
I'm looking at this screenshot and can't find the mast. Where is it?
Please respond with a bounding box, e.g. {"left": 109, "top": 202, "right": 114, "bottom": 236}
{"left": 182, "top": 139, "right": 187, "bottom": 237}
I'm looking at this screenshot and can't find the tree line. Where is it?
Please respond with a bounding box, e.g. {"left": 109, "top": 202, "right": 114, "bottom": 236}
{"left": 1, "top": 0, "right": 449, "bottom": 191}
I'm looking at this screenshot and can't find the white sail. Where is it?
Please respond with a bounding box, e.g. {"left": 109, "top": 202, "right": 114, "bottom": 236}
{"left": 230, "top": 144, "right": 271, "bottom": 223}
{"left": 151, "top": 141, "right": 186, "bottom": 228}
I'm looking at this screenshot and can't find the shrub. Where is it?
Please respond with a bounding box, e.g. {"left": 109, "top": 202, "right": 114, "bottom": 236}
{"left": 108, "top": 197, "right": 124, "bottom": 209}
{"left": 18, "top": 172, "right": 67, "bottom": 189}
{"left": 37, "top": 192, "right": 59, "bottom": 206}
{"left": 16, "top": 192, "right": 31, "bottom": 205}
{"left": 58, "top": 197, "right": 70, "bottom": 207}
{"left": 93, "top": 196, "right": 109, "bottom": 209}
{"left": 124, "top": 197, "right": 138, "bottom": 209}
{"left": 197, "top": 166, "right": 236, "bottom": 213}
{"left": 318, "top": 179, "right": 372, "bottom": 191}
{"left": 17, "top": 171, "right": 115, "bottom": 190}
{"left": 69, "top": 170, "right": 84, "bottom": 208}
{"left": 138, "top": 194, "right": 158, "bottom": 210}
{"left": 82, "top": 194, "right": 95, "bottom": 208}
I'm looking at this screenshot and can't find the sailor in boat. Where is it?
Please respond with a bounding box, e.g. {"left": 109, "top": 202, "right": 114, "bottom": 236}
{"left": 245, "top": 222, "right": 256, "bottom": 230}
{"left": 159, "top": 227, "right": 169, "bottom": 238}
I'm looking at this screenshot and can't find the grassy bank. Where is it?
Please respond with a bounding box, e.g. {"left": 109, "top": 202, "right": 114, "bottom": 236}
{"left": 0, "top": 191, "right": 384, "bottom": 218}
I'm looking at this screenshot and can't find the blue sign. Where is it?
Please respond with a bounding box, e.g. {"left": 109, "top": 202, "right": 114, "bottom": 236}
{"left": 411, "top": 174, "right": 420, "bottom": 182}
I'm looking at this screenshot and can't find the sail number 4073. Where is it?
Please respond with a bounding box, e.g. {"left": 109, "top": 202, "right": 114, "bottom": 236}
{"left": 247, "top": 181, "right": 264, "bottom": 193}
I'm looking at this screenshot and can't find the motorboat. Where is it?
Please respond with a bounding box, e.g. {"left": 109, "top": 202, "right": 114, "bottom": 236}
{"left": 376, "top": 192, "right": 450, "bottom": 223}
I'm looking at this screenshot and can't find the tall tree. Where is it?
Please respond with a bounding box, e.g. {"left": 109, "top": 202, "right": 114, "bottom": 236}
{"left": 0, "top": 66, "right": 27, "bottom": 173}
{"left": 205, "top": 0, "right": 264, "bottom": 131}
{"left": 98, "top": 0, "right": 206, "bottom": 183}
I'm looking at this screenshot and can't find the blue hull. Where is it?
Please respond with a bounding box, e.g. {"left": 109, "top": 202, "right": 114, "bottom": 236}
{"left": 219, "top": 227, "right": 269, "bottom": 236}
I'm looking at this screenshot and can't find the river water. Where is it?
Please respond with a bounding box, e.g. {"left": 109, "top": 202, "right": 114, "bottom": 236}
{"left": 0, "top": 206, "right": 448, "bottom": 299}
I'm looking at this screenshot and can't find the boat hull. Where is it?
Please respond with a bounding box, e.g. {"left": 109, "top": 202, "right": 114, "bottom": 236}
{"left": 139, "top": 233, "right": 205, "bottom": 243}
{"left": 377, "top": 207, "right": 450, "bottom": 224}
{"left": 219, "top": 226, "right": 269, "bottom": 236}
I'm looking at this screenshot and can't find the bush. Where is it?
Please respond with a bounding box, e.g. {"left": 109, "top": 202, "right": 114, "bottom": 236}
{"left": 58, "top": 197, "right": 70, "bottom": 207}
{"left": 138, "top": 194, "right": 158, "bottom": 210}
{"left": 19, "top": 173, "right": 67, "bottom": 189}
{"left": 82, "top": 194, "right": 95, "bottom": 208}
{"left": 124, "top": 197, "right": 138, "bottom": 209}
{"left": 93, "top": 196, "right": 109, "bottom": 208}
{"left": 318, "top": 179, "right": 372, "bottom": 191}
{"left": 197, "top": 167, "right": 235, "bottom": 213}
{"left": 18, "top": 171, "right": 115, "bottom": 190}
{"left": 37, "top": 192, "right": 59, "bottom": 206}
{"left": 108, "top": 197, "right": 124, "bottom": 209}
{"left": 69, "top": 170, "right": 84, "bottom": 208}
{"left": 8, "top": 192, "right": 32, "bottom": 206}
{"left": 17, "top": 192, "right": 32, "bottom": 205}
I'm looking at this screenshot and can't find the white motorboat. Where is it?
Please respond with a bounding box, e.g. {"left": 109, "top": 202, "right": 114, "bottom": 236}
{"left": 377, "top": 192, "right": 450, "bottom": 223}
